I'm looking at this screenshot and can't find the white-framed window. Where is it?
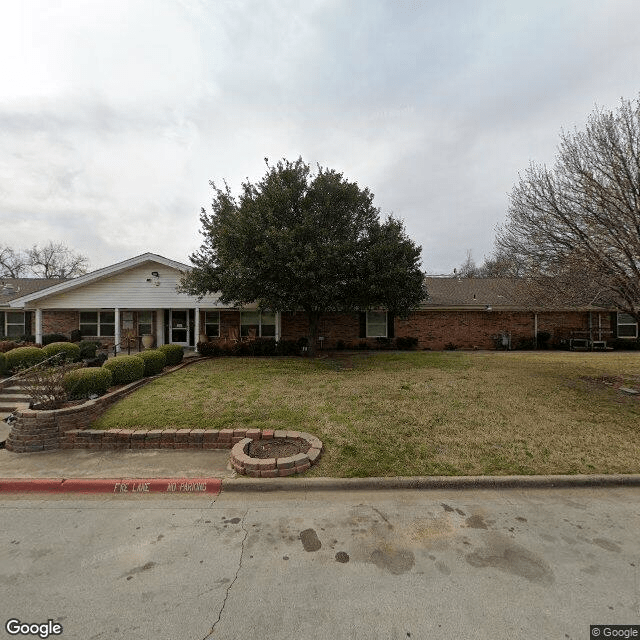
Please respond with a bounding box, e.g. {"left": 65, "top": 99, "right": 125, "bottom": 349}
{"left": 4, "top": 311, "right": 25, "bottom": 338}
{"left": 204, "top": 311, "right": 220, "bottom": 338}
{"left": 80, "top": 310, "right": 115, "bottom": 337}
{"left": 617, "top": 312, "right": 638, "bottom": 338}
{"left": 137, "top": 310, "right": 153, "bottom": 336}
{"left": 240, "top": 311, "right": 276, "bottom": 337}
{"left": 366, "top": 311, "right": 387, "bottom": 338}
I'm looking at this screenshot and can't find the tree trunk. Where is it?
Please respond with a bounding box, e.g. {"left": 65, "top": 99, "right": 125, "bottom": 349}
{"left": 307, "top": 311, "right": 321, "bottom": 357}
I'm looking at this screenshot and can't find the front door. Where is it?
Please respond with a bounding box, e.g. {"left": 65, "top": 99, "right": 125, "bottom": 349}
{"left": 170, "top": 309, "right": 189, "bottom": 345}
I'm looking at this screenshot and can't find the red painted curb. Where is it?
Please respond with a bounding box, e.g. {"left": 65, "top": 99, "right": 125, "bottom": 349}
{"left": 0, "top": 477, "right": 222, "bottom": 495}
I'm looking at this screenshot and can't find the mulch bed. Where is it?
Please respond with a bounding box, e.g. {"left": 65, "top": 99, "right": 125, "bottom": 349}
{"left": 248, "top": 438, "right": 311, "bottom": 459}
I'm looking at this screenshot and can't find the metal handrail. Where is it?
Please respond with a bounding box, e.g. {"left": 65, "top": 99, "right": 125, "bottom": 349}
{"left": 1, "top": 353, "right": 69, "bottom": 386}
{"left": 112, "top": 336, "right": 142, "bottom": 356}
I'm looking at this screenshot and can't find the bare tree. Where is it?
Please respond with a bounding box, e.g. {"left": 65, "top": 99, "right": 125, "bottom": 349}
{"left": 0, "top": 245, "right": 28, "bottom": 277}
{"left": 455, "top": 250, "right": 481, "bottom": 277}
{"left": 25, "top": 242, "right": 88, "bottom": 278}
{"left": 454, "top": 248, "right": 526, "bottom": 278}
{"left": 497, "top": 96, "right": 640, "bottom": 322}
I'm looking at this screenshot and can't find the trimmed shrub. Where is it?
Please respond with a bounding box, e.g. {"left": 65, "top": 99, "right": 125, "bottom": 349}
{"left": 102, "top": 354, "right": 145, "bottom": 384}
{"left": 158, "top": 344, "right": 184, "bottom": 365}
{"left": 63, "top": 367, "right": 113, "bottom": 399}
{"left": 70, "top": 329, "right": 82, "bottom": 342}
{"left": 42, "top": 341, "right": 81, "bottom": 363}
{"left": 0, "top": 352, "right": 8, "bottom": 376}
{"left": 42, "top": 333, "right": 69, "bottom": 346}
{"left": 138, "top": 349, "right": 167, "bottom": 376}
{"left": 611, "top": 338, "right": 640, "bottom": 350}
{"left": 86, "top": 353, "right": 108, "bottom": 368}
{"left": 4, "top": 346, "right": 46, "bottom": 372}
{"left": 396, "top": 336, "right": 419, "bottom": 350}
{"left": 197, "top": 341, "right": 221, "bottom": 357}
{"left": 78, "top": 340, "right": 100, "bottom": 359}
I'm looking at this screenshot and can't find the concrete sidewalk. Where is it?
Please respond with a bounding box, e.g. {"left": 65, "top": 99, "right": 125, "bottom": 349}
{"left": 0, "top": 447, "right": 235, "bottom": 479}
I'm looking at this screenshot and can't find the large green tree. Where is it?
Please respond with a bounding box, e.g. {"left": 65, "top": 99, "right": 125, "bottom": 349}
{"left": 181, "top": 158, "right": 425, "bottom": 354}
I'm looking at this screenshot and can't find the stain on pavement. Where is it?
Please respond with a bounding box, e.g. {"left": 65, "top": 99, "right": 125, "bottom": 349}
{"left": 466, "top": 535, "right": 554, "bottom": 585}
{"left": 300, "top": 528, "right": 322, "bottom": 552}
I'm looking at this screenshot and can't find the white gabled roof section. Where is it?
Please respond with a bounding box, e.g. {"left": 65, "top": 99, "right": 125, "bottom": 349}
{"left": 9, "top": 252, "right": 200, "bottom": 307}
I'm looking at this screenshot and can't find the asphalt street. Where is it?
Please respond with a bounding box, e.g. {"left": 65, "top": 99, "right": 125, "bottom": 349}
{"left": 1, "top": 486, "right": 639, "bottom": 640}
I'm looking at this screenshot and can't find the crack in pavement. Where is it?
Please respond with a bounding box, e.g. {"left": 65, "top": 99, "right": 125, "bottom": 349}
{"left": 371, "top": 506, "right": 394, "bottom": 530}
{"left": 201, "top": 508, "right": 249, "bottom": 639}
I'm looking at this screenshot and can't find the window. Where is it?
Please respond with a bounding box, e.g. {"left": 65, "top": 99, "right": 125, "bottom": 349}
{"left": 5, "top": 311, "right": 25, "bottom": 338}
{"left": 138, "top": 311, "right": 152, "bottom": 336}
{"left": 80, "top": 311, "right": 115, "bottom": 337}
{"left": 204, "top": 311, "right": 220, "bottom": 338}
{"left": 366, "top": 311, "right": 387, "bottom": 338}
{"left": 241, "top": 311, "right": 276, "bottom": 337}
{"left": 617, "top": 313, "right": 638, "bottom": 338}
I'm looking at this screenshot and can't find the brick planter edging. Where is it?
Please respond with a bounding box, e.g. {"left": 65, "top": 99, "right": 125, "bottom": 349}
{"left": 230, "top": 431, "right": 323, "bottom": 478}
{"left": 5, "top": 356, "right": 213, "bottom": 453}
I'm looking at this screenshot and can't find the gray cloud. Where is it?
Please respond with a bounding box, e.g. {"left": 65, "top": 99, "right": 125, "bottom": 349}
{"left": 2, "top": 0, "right": 640, "bottom": 273}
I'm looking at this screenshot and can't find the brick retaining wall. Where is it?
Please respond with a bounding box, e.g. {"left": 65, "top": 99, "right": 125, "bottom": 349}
{"left": 4, "top": 358, "right": 205, "bottom": 453}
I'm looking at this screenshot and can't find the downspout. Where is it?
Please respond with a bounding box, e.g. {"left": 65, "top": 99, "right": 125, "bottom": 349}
{"left": 534, "top": 312, "right": 538, "bottom": 349}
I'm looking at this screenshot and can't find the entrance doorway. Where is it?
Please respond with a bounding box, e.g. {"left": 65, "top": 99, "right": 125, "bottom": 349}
{"left": 170, "top": 309, "right": 189, "bottom": 345}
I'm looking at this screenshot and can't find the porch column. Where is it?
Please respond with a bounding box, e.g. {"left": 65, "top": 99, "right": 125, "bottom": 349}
{"left": 114, "top": 307, "right": 121, "bottom": 353}
{"left": 156, "top": 310, "right": 164, "bottom": 347}
{"left": 275, "top": 311, "right": 281, "bottom": 342}
{"left": 194, "top": 307, "right": 200, "bottom": 351}
{"left": 35, "top": 308, "right": 43, "bottom": 345}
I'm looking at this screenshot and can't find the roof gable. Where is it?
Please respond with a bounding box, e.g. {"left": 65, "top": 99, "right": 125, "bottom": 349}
{"left": 9, "top": 253, "right": 191, "bottom": 306}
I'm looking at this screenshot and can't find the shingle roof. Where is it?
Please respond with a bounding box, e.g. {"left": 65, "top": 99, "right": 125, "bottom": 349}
{"left": 0, "top": 278, "right": 66, "bottom": 307}
{"left": 422, "top": 277, "right": 588, "bottom": 309}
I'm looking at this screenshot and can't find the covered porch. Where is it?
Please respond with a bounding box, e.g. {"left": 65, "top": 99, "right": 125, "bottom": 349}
{"left": 32, "top": 307, "right": 282, "bottom": 352}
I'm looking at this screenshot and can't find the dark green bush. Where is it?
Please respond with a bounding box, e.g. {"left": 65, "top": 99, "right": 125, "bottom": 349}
{"left": 63, "top": 367, "right": 113, "bottom": 399}
{"left": 138, "top": 349, "right": 167, "bottom": 376}
{"left": 4, "top": 346, "right": 46, "bottom": 371}
{"left": 197, "top": 341, "right": 221, "bottom": 357}
{"left": 516, "top": 337, "right": 536, "bottom": 350}
{"left": 70, "top": 329, "right": 82, "bottom": 342}
{"left": 42, "top": 341, "right": 81, "bottom": 362}
{"left": 78, "top": 340, "right": 100, "bottom": 359}
{"left": 536, "top": 331, "right": 551, "bottom": 349}
{"left": 0, "top": 352, "right": 8, "bottom": 376}
{"left": 102, "top": 354, "right": 145, "bottom": 384}
{"left": 396, "top": 336, "right": 419, "bottom": 350}
{"left": 158, "top": 344, "right": 184, "bottom": 365}
{"left": 444, "top": 342, "right": 458, "bottom": 351}
{"left": 42, "top": 333, "right": 69, "bottom": 346}
{"left": 611, "top": 338, "right": 640, "bottom": 350}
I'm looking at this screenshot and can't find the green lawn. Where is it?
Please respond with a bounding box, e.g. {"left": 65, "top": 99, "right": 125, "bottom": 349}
{"left": 93, "top": 351, "right": 640, "bottom": 477}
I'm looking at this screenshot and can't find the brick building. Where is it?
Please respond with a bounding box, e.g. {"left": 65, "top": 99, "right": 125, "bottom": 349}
{"left": 3, "top": 253, "right": 637, "bottom": 350}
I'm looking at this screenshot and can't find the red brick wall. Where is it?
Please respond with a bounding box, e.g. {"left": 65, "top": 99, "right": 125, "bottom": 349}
{"left": 281, "top": 309, "right": 607, "bottom": 350}
{"left": 42, "top": 310, "right": 79, "bottom": 337}
{"left": 37, "top": 307, "right": 611, "bottom": 350}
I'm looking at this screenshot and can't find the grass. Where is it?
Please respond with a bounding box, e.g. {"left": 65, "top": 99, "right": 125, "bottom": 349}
{"left": 92, "top": 351, "right": 640, "bottom": 477}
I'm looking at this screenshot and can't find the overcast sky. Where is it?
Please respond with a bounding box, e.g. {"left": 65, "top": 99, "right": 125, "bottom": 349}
{"left": 2, "top": 0, "right": 639, "bottom": 275}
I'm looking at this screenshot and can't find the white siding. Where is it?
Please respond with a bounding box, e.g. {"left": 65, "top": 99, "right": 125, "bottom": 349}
{"left": 26, "top": 261, "right": 246, "bottom": 309}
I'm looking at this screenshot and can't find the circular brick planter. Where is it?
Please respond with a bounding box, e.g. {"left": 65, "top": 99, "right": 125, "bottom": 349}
{"left": 231, "top": 430, "right": 323, "bottom": 478}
